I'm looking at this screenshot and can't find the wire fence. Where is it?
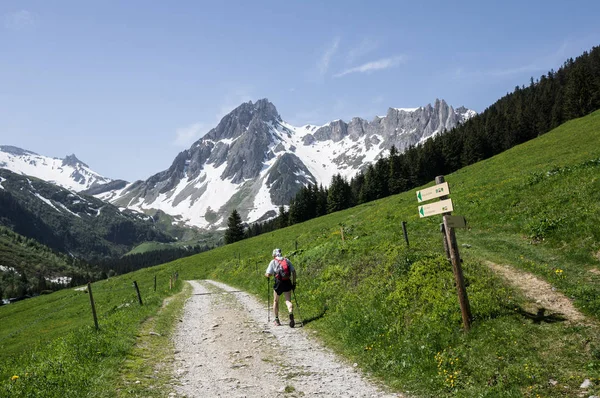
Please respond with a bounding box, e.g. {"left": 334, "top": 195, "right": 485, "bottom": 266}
{"left": 0, "top": 272, "right": 181, "bottom": 343}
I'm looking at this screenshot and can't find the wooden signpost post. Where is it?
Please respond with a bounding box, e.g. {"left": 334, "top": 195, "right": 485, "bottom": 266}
{"left": 416, "top": 176, "right": 472, "bottom": 331}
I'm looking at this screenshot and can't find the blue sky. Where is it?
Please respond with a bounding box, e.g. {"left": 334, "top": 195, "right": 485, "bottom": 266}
{"left": 1, "top": 1, "right": 599, "bottom": 181}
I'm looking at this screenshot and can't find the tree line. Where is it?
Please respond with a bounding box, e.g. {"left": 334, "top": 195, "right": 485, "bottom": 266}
{"left": 224, "top": 45, "right": 600, "bottom": 243}
{"left": 93, "top": 244, "right": 212, "bottom": 275}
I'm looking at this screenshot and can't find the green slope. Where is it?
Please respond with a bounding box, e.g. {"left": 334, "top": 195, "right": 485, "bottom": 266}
{"left": 0, "top": 226, "right": 99, "bottom": 299}
{"left": 1, "top": 111, "right": 600, "bottom": 397}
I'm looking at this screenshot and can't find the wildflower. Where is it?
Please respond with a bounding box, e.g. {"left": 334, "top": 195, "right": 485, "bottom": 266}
{"left": 11, "top": 375, "right": 19, "bottom": 381}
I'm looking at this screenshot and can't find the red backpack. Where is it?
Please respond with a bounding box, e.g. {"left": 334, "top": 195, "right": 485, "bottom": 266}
{"left": 275, "top": 258, "right": 291, "bottom": 281}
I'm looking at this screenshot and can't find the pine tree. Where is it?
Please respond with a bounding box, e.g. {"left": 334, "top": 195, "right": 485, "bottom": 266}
{"left": 316, "top": 185, "right": 328, "bottom": 217}
{"left": 224, "top": 209, "right": 245, "bottom": 244}
{"left": 277, "top": 206, "right": 288, "bottom": 229}
{"left": 327, "top": 174, "right": 352, "bottom": 213}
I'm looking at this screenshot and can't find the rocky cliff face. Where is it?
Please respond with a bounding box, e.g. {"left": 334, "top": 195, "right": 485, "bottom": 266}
{"left": 95, "top": 98, "right": 475, "bottom": 229}
{"left": 308, "top": 98, "right": 473, "bottom": 151}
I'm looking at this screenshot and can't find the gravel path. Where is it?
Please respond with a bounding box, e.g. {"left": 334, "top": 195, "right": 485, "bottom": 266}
{"left": 172, "top": 280, "right": 403, "bottom": 398}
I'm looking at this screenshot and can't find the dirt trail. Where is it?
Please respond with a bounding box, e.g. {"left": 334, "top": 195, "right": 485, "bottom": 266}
{"left": 485, "top": 261, "right": 586, "bottom": 323}
{"left": 172, "top": 280, "right": 403, "bottom": 398}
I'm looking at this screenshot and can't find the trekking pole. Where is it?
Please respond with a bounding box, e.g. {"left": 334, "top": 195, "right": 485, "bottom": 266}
{"left": 292, "top": 288, "right": 303, "bottom": 327}
{"left": 267, "top": 277, "right": 270, "bottom": 323}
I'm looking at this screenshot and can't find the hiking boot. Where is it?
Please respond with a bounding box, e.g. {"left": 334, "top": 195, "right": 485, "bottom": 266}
{"left": 289, "top": 313, "right": 295, "bottom": 328}
{"left": 273, "top": 318, "right": 281, "bottom": 326}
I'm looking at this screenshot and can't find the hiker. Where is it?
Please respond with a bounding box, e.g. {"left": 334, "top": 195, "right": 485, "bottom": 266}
{"left": 265, "top": 248, "right": 296, "bottom": 327}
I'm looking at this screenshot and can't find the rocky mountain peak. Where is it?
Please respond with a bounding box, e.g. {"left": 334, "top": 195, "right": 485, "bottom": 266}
{"left": 96, "top": 98, "right": 475, "bottom": 230}
{"left": 253, "top": 98, "right": 281, "bottom": 122}
{"left": 62, "top": 154, "right": 88, "bottom": 168}
{"left": 204, "top": 99, "right": 281, "bottom": 142}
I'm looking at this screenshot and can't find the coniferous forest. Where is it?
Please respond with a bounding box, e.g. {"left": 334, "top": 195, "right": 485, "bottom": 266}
{"left": 240, "top": 46, "right": 600, "bottom": 238}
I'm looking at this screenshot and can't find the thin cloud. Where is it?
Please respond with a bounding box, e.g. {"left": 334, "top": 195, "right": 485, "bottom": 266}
{"left": 346, "top": 38, "right": 379, "bottom": 64}
{"left": 173, "top": 123, "right": 206, "bottom": 147}
{"left": 334, "top": 55, "right": 406, "bottom": 78}
{"left": 318, "top": 37, "right": 341, "bottom": 75}
{"left": 3, "top": 10, "right": 35, "bottom": 30}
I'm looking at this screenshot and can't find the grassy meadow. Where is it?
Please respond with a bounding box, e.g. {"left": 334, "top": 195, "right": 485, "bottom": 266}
{"left": 1, "top": 110, "right": 600, "bottom": 397}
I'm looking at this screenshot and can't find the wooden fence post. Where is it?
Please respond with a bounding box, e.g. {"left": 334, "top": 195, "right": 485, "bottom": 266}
{"left": 402, "top": 221, "right": 409, "bottom": 247}
{"left": 154, "top": 275, "right": 157, "bottom": 292}
{"left": 435, "top": 175, "right": 471, "bottom": 331}
{"left": 340, "top": 226, "right": 345, "bottom": 242}
{"left": 169, "top": 276, "right": 172, "bottom": 290}
{"left": 87, "top": 282, "right": 99, "bottom": 330}
{"left": 133, "top": 281, "right": 143, "bottom": 306}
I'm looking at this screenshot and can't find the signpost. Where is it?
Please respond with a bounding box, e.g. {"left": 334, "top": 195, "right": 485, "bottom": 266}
{"left": 416, "top": 181, "right": 449, "bottom": 203}
{"left": 417, "top": 176, "right": 472, "bottom": 331}
{"left": 418, "top": 199, "right": 454, "bottom": 218}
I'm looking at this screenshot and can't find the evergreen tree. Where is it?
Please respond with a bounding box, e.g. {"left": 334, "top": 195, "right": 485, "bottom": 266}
{"left": 316, "top": 185, "right": 328, "bottom": 217}
{"left": 224, "top": 209, "right": 245, "bottom": 244}
{"left": 350, "top": 173, "right": 365, "bottom": 203}
{"left": 388, "top": 146, "right": 403, "bottom": 195}
{"left": 359, "top": 165, "right": 376, "bottom": 204}
{"left": 327, "top": 174, "right": 352, "bottom": 213}
{"left": 373, "top": 158, "right": 390, "bottom": 199}
{"left": 565, "top": 57, "right": 595, "bottom": 119}
{"left": 276, "top": 206, "right": 288, "bottom": 229}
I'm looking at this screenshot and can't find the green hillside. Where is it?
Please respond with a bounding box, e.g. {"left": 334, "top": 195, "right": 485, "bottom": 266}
{"left": 0, "top": 226, "right": 99, "bottom": 299}
{"left": 1, "top": 111, "right": 600, "bottom": 397}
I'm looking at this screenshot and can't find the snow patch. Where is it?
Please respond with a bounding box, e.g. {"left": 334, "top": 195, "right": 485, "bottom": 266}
{"left": 125, "top": 162, "right": 242, "bottom": 228}
{"left": 0, "top": 148, "right": 111, "bottom": 192}
{"left": 394, "top": 107, "right": 419, "bottom": 112}
{"left": 57, "top": 202, "right": 82, "bottom": 218}
{"left": 33, "top": 192, "right": 62, "bottom": 213}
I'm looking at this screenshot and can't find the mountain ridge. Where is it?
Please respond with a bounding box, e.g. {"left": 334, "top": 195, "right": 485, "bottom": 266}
{"left": 1, "top": 99, "right": 475, "bottom": 231}
{"left": 0, "top": 168, "right": 173, "bottom": 260}
{"left": 0, "top": 146, "right": 113, "bottom": 192}
{"left": 95, "top": 98, "right": 474, "bottom": 229}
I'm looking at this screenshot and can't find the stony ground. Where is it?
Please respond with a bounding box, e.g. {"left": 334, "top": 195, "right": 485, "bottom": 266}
{"left": 172, "top": 280, "right": 403, "bottom": 398}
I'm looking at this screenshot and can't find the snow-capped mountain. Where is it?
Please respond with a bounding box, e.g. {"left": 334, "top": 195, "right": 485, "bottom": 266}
{"left": 95, "top": 98, "right": 475, "bottom": 230}
{"left": 0, "top": 146, "right": 113, "bottom": 192}
{"left": 0, "top": 168, "right": 172, "bottom": 260}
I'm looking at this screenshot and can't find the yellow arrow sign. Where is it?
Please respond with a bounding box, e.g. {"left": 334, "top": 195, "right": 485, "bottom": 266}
{"left": 416, "top": 182, "right": 450, "bottom": 203}
{"left": 418, "top": 199, "right": 453, "bottom": 218}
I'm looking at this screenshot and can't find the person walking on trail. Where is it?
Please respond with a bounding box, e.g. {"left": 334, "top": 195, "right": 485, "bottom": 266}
{"left": 265, "top": 248, "right": 296, "bottom": 327}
